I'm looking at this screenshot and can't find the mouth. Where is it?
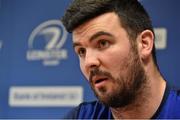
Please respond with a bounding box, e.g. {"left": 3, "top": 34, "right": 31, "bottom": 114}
{"left": 92, "top": 76, "right": 108, "bottom": 88}
{"left": 95, "top": 78, "right": 107, "bottom": 84}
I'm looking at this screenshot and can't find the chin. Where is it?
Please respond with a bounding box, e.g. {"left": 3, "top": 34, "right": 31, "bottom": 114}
{"left": 96, "top": 87, "right": 113, "bottom": 99}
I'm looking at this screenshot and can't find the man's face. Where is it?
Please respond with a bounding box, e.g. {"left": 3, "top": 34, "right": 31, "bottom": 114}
{"left": 72, "top": 12, "right": 147, "bottom": 108}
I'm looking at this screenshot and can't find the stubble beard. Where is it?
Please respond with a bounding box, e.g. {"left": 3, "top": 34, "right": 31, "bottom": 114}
{"left": 89, "top": 46, "right": 148, "bottom": 108}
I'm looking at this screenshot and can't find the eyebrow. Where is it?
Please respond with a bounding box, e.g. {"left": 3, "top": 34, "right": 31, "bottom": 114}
{"left": 73, "top": 31, "right": 114, "bottom": 48}
{"left": 89, "top": 31, "right": 114, "bottom": 42}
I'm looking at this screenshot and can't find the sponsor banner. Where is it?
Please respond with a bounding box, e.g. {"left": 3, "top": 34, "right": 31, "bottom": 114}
{"left": 154, "top": 28, "right": 167, "bottom": 50}
{"left": 9, "top": 86, "right": 83, "bottom": 107}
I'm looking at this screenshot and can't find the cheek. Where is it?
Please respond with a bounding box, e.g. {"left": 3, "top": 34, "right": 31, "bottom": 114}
{"left": 106, "top": 44, "right": 130, "bottom": 62}
{"left": 104, "top": 51, "right": 130, "bottom": 77}
{"left": 106, "top": 52, "right": 126, "bottom": 68}
{"left": 108, "top": 57, "right": 124, "bottom": 75}
{"left": 79, "top": 61, "right": 89, "bottom": 80}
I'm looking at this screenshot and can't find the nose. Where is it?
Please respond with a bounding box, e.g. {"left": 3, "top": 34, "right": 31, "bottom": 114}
{"left": 83, "top": 50, "right": 100, "bottom": 75}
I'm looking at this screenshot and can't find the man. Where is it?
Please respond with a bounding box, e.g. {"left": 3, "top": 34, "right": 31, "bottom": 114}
{"left": 61, "top": 0, "right": 180, "bottom": 119}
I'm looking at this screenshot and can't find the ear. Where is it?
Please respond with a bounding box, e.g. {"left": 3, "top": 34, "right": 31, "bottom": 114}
{"left": 137, "top": 30, "right": 154, "bottom": 60}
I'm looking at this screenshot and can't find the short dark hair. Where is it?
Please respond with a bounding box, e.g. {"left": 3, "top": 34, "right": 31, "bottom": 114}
{"left": 61, "top": 0, "right": 158, "bottom": 68}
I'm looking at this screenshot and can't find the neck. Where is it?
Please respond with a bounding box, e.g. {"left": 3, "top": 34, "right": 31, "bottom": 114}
{"left": 111, "top": 64, "right": 166, "bottom": 119}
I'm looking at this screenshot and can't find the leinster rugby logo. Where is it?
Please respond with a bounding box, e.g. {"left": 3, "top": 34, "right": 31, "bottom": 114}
{"left": 27, "top": 20, "right": 68, "bottom": 66}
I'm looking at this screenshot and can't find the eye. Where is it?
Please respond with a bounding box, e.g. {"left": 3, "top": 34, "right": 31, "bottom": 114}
{"left": 98, "top": 40, "right": 110, "bottom": 49}
{"left": 77, "top": 48, "right": 86, "bottom": 57}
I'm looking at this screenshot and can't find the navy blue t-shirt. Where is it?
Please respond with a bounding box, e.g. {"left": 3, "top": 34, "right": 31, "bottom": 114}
{"left": 64, "top": 85, "right": 180, "bottom": 119}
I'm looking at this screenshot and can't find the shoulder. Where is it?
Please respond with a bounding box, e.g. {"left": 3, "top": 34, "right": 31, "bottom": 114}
{"left": 161, "top": 86, "right": 180, "bottom": 118}
{"left": 165, "top": 83, "right": 180, "bottom": 102}
{"left": 164, "top": 84, "right": 180, "bottom": 106}
{"left": 63, "top": 100, "right": 112, "bottom": 119}
{"left": 169, "top": 86, "right": 180, "bottom": 99}
{"left": 155, "top": 85, "right": 180, "bottom": 119}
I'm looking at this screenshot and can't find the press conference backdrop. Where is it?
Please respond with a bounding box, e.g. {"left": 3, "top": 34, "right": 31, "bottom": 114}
{"left": 0, "top": 0, "right": 179, "bottom": 118}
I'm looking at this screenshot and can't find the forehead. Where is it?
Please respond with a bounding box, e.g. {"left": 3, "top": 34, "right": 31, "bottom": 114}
{"left": 72, "top": 12, "right": 122, "bottom": 41}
